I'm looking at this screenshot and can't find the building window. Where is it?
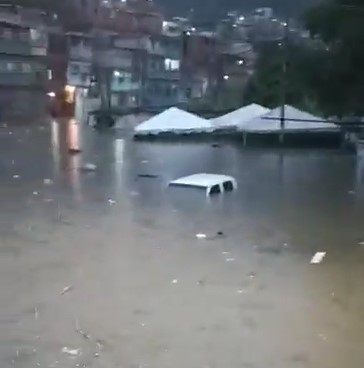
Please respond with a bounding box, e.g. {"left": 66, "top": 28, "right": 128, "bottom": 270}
{"left": 70, "top": 64, "right": 80, "bottom": 75}
{"left": 2, "top": 29, "right": 12, "bottom": 40}
{"left": 165, "top": 58, "right": 180, "bottom": 71}
{"left": 22, "top": 63, "right": 32, "bottom": 73}
{"left": 6, "top": 62, "right": 16, "bottom": 72}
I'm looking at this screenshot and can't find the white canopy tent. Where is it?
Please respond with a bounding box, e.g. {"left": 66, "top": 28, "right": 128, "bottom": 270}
{"left": 211, "top": 103, "right": 270, "bottom": 129}
{"left": 242, "top": 105, "right": 339, "bottom": 132}
{"left": 134, "top": 107, "right": 214, "bottom": 136}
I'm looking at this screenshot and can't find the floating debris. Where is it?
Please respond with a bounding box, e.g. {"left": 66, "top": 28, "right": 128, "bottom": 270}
{"left": 211, "top": 143, "right": 222, "bottom": 148}
{"left": 61, "top": 347, "right": 80, "bottom": 357}
{"left": 358, "top": 241, "right": 364, "bottom": 246}
{"left": 77, "top": 329, "right": 91, "bottom": 340}
{"left": 248, "top": 272, "right": 256, "bottom": 279}
{"left": 108, "top": 199, "right": 116, "bottom": 205}
{"left": 222, "top": 251, "right": 231, "bottom": 255}
{"left": 94, "top": 352, "right": 100, "bottom": 357}
{"left": 137, "top": 174, "right": 159, "bottom": 178}
{"left": 225, "top": 258, "right": 236, "bottom": 262}
{"left": 43, "top": 178, "right": 53, "bottom": 185}
{"left": 318, "top": 333, "right": 327, "bottom": 341}
{"left": 61, "top": 285, "right": 73, "bottom": 295}
{"left": 197, "top": 279, "right": 205, "bottom": 286}
{"left": 171, "top": 279, "right": 179, "bottom": 284}
{"left": 141, "top": 160, "right": 149, "bottom": 164}
{"left": 311, "top": 252, "right": 326, "bottom": 264}
{"left": 33, "top": 191, "right": 39, "bottom": 196}
{"left": 68, "top": 148, "right": 82, "bottom": 154}
{"left": 80, "top": 163, "right": 97, "bottom": 172}
{"left": 196, "top": 233, "right": 207, "bottom": 239}
{"left": 34, "top": 307, "right": 39, "bottom": 320}
{"left": 13, "top": 175, "right": 20, "bottom": 179}
{"left": 237, "top": 289, "right": 245, "bottom": 294}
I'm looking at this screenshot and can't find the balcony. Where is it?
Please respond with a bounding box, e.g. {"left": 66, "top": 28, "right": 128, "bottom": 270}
{"left": 0, "top": 71, "right": 46, "bottom": 87}
{"left": 69, "top": 45, "right": 92, "bottom": 61}
{"left": 0, "top": 38, "right": 46, "bottom": 57}
{"left": 94, "top": 49, "right": 133, "bottom": 69}
{"left": 147, "top": 69, "right": 180, "bottom": 81}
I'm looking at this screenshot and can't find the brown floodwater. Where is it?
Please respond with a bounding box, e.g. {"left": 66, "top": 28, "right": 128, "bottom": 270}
{"left": 0, "top": 119, "right": 364, "bottom": 368}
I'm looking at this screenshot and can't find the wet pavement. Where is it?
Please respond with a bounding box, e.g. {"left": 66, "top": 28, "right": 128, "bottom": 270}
{"left": 1, "top": 119, "right": 364, "bottom": 368}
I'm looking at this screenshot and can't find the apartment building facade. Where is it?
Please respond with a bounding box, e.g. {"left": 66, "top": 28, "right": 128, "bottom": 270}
{"left": 0, "top": 7, "right": 48, "bottom": 120}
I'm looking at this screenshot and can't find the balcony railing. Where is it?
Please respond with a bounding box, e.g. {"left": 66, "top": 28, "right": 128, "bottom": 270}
{"left": 0, "top": 71, "right": 46, "bottom": 87}
{"left": 0, "top": 38, "right": 46, "bottom": 56}
{"left": 94, "top": 49, "right": 133, "bottom": 69}
{"left": 69, "top": 46, "right": 93, "bottom": 61}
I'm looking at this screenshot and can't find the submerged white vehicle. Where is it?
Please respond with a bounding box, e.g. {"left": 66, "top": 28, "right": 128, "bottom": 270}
{"left": 169, "top": 174, "right": 237, "bottom": 196}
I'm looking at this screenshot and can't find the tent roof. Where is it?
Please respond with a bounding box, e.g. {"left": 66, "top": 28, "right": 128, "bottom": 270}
{"left": 134, "top": 107, "right": 213, "bottom": 135}
{"left": 211, "top": 103, "right": 270, "bottom": 128}
{"left": 243, "top": 105, "right": 338, "bottom": 132}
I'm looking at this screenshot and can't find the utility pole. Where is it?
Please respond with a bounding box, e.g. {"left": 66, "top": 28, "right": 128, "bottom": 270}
{"left": 279, "top": 18, "right": 289, "bottom": 145}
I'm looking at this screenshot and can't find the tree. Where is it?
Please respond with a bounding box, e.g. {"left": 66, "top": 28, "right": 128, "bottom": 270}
{"left": 244, "top": 42, "right": 326, "bottom": 114}
{"left": 304, "top": 0, "right": 364, "bottom": 117}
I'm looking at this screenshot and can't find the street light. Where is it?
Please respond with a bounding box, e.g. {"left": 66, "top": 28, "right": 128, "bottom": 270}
{"left": 223, "top": 75, "right": 229, "bottom": 80}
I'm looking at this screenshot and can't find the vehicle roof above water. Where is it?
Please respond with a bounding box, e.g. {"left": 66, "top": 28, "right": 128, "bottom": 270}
{"left": 169, "top": 173, "right": 236, "bottom": 188}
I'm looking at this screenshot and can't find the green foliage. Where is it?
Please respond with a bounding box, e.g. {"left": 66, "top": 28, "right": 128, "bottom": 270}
{"left": 304, "top": 0, "right": 364, "bottom": 117}
{"left": 244, "top": 43, "right": 325, "bottom": 114}
{"left": 247, "top": 0, "right": 364, "bottom": 117}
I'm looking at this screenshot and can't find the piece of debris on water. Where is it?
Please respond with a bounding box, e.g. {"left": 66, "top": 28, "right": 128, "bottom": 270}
{"left": 13, "top": 174, "right": 20, "bottom": 179}
{"left": 80, "top": 163, "right": 97, "bottom": 172}
{"left": 108, "top": 199, "right": 116, "bottom": 205}
{"left": 196, "top": 233, "right": 207, "bottom": 239}
{"left": 197, "top": 279, "right": 206, "bottom": 287}
{"left": 310, "top": 252, "right": 326, "bottom": 264}
{"left": 318, "top": 333, "right": 328, "bottom": 341}
{"left": 348, "top": 190, "right": 355, "bottom": 195}
{"left": 68, "top": 148, "right": 82, "bottom": 155}
{"left": 61, "top": 285, "right": 73, "bottom": 295}
{"left": 61, "top": 347, "right": 80, "bottom": 357}
{"left": 171, "top": 279, "right": 179, "bottom": 284}
{"left": 137, "top": 174, "right": 159, "bottom": 179}
{"left": 33, "top": 191, "right": 39, "bottom": 196}
{"left": 248, "top": 272, "right": 256, "bottom": 279}
{"left": 225, "top": 258, "right": 236, "bottom": 262}
{"left": 34, "top": 307, "right": 39, "bottom": 320}
{"left": 43, "top": 178, "right": 53, "bottom": 185}
{"left": 77, "top": 328, "right": 91, "bottom": 340}
{"left": 358, "top": 241, "right": 364, "bottom": 246}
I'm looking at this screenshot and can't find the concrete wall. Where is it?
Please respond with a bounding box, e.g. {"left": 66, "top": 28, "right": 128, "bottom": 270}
{"left": 0, "top": 89, "right": 46, "bottom": 120}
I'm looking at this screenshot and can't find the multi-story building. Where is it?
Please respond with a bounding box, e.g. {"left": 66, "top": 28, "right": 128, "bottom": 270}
{"left": 62, "top": 0, "right": 163, "bottom": 35}
{"left": 0, "top": 6, "right": 48, "bottom": 120}
{"left": 143, "top": 34, "right": 185, "bottom": 109}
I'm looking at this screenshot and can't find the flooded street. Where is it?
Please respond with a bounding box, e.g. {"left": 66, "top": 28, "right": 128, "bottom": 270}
{"left": 1, "top": 119, "right": 364, "bottom": 368}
